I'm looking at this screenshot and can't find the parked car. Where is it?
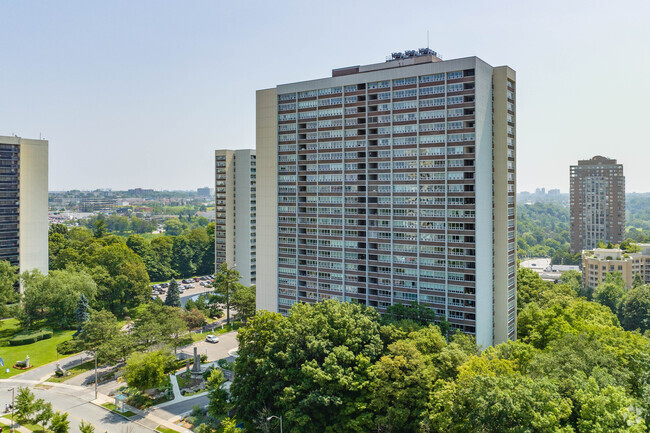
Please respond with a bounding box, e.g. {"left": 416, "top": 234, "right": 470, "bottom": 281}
{"left": 206, "top": 335, "right": 219, "bottom": 343}
{"left": 161, "top": 282, "right": 169, "bottom": 288}
{"left": 194, "top": 277, "right": 200, "bottom": 282}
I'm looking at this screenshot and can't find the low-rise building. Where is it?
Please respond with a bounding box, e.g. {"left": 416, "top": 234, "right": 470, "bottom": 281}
{"left": 520, "top": 258, "right": 580, "bottom": 283}
{"left": 582, "top": 244, "right": 650, "bottom": 289}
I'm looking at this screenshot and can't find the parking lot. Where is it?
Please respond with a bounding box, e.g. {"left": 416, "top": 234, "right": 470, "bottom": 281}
{"left": 152, "top": 276, "right": 216, "bottom": 306}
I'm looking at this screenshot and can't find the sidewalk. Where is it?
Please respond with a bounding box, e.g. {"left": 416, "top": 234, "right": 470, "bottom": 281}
{"left": 90, "top": 395, "right": 187, "bottom": 433}
{"left": 0, "top": 416, "right": 31, "bottom": 433}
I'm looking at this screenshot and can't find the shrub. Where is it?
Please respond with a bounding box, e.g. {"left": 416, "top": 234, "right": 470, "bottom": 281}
{"left": 9, "top": 329, "right": 53, "bottom": 346}
{"left": 57, "top": 338, "right": 83, "bottom": 355}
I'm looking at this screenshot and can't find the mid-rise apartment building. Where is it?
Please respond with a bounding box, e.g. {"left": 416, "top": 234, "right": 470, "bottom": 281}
{"left": 214, "top": 149, "right": 257, "bottom": 286}
{"left": 583, "top": 244, "right": 650, "bottom": 289}
{"left": 256, "top": 51, "right": 517, "bottom": 347}
{"left": 570, "top": 156, "right": 625, "bottom": 253}
{"left": 0, "top": 136, "right": 49, "bottom": 277}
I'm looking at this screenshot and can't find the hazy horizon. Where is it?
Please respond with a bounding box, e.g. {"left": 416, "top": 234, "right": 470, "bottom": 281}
{"left": 2, "top": 0, "right": 649, "bottom": 192}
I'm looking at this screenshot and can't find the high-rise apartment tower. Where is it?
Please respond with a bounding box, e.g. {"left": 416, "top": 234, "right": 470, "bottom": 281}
{"left": 257, "top": 51, "right": 516, "bottom": 347}
{"left": 214, "top": 149, "right": 257, "bottom": 286}
{"left": 0, "top": 136, "right": 49, "bottom": 277}
{"left": 570, "top": 156, "right": 625, "bottom": 253}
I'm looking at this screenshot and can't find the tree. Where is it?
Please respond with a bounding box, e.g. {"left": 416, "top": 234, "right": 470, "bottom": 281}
{"left": 425, "top": 357, "right": 573, "bottom": 433}
{"left": 593, "top": 272, "right": 626, "bottom": 313}
{"left": 620, "top": 284, "right": 650, "bottom": 332}
{"left": 0, "top": 260, "right": 19, "bottom": 317}
{"left": 50, "top": 411, "right": 70, "bottom": 433}
{"left": 15, "top": 386, "right": 36, "bottom": 423}
{"left": 213, "top": 262, "right": 242, "bottom": 325}
{"left": 164, "top": 218, "right": 183, "bottom": 236}
{"left": 172, "top": 236, "right": 197, "bottom": 278}
{"left": 132, "top": 303, "right": 187, "bottom": 351}
{"left": 20, "top": 268, "right": 97, "bottom": 329}
{"left": 369, "top": 339, "right": 435, "bottom": 432}
{"left": 558, "top": 270, "right": 583, "bottom": 294}
{"left": 166, "top": 308, "right": 189, "bottom": 354}
{"left": 92, "top": 243, "right": 150, "bottom": 313}
{"left": 124, "top": 350, "right": 172, "bottom": 391}
{"left": 164, "top": 279, "right": 181, "bottom": 308}
{"left": 79, "top": 420, "right": 95, "bottom": 433}
{"left": 220, "top": 417, "right": 243, "bottom": 433}
{"left": 633, "top": 273, "right": 644, "bottom": 288}
{"left": 74, "top": 293, "right": 91, "bottom": 331}
{"left": 231, "top": 300, "right": 383, "bottom": 432}
{"left": 93, "top": 219, "right": 107, "bottom": 238}
{"left": 230, "top": 285, "right": 256, "bottom": 323}
{"left": 34, "top": 399, "right": 54, "bottom": 432}
{"left": 184, "top": 308, "right": 206, "bottom": 329}
{"left": 194, "top": 424, "right": 213, "bottom": 433}
{"left": 206, "top": 368, "right": 229, "bottom": 418}
{"left": 517, "top": 267, "right": 551, "bottom": 310}
{"left": 81, "top": 309, "right": 131, "bottom": 363}
{"left": 574, "top": 378, "right": 646, "bottom": 433}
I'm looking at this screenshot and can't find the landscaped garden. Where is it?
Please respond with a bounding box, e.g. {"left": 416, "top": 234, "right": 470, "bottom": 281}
{"left": 0, "top": 319, "right": 75, "bottom": 378}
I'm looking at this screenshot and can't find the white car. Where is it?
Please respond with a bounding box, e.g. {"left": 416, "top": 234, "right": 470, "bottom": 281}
{"left": 205, "top": 335, "right": 219, "bottom": 343}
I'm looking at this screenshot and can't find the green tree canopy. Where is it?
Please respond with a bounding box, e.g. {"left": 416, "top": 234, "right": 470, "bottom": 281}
{"left": 124, "top": 350, "right": 173, "bottom": 391}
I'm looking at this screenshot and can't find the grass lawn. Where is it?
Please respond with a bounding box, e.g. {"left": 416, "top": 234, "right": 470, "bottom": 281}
{"left": 0, "top": 319, "right": 75, "bottom": 378}
{"left": 101, "top": 402, "right": 136, "bottom": 418}
{"left": 156, "top": 426, "right": 180, "bottom": 433}
{"left": 46, "top": 359, "right": 94, "bottom": 383}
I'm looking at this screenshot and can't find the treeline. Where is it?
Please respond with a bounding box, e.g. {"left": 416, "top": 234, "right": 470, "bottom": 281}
{"left": 628, "top": 194, "right": 650, "bottom": 242}
{"left": 232, "top": 273, "right": 650, "bottom": 432}
{"left": 517, "top": 202, "right": 580, "bottom": 264}
{"left": 82, "top": 214, "right": 157, "bottom": 234}
{"left": 50, "top": 221, "right": 214, "bottom": 283}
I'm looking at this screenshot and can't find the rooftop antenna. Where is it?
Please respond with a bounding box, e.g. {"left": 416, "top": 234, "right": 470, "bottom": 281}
{"left": 427, "top": 30, "right": 429, "bottom": 49}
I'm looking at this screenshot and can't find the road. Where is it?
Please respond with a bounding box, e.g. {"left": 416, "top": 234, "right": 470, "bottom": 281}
{"left": 177, "top": 330, "right": 238, "bottom": 362}
{"left": 0, "top": 381, "right": 156, "bottom": 433}
{"left": 0, "top": 330, "right": 240, "bottom": 433}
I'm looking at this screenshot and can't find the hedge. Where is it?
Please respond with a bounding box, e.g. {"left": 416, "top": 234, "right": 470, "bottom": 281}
{"left": 9, "top": 329, "right": 53, "bottom": 346}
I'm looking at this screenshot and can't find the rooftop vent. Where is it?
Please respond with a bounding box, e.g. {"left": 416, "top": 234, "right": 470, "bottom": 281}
{"left": 388, "top": 48, "right": 441, "bottom": 62}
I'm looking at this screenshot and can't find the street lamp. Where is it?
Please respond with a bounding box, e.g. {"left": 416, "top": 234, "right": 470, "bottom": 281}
{"left": 267, "top": 415, "right": 283, "bottom": 433}
{"left": 8, "top": 387, "right": 15, "bottom": 432}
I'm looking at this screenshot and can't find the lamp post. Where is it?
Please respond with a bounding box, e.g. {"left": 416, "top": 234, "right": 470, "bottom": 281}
{"left": 8, "top": 387, "right": 15, "bottom": 432}
{"left": 94, "top": 352, "right": 98, "bottom": 400}
{"left": 267, "top": 415, "right": 283, "bottom": 433}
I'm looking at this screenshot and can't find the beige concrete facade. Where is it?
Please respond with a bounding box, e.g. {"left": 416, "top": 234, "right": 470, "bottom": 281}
{"left": 583, "top": 244, "right": 650, "bottom": 289}
{"left": 0, "top": 136, "right": 48, "bottom": 278}
{"left": 256, "top": 55, "right": 516, "bottom": 347}
{"left": 214, "top": 149, "right": 256, "bottom": 287}
{"left": 492, "top": 66, "right": 517, "bottom": 344}
{"left": 255, "top": 88, "right": 278, "bottom": 312}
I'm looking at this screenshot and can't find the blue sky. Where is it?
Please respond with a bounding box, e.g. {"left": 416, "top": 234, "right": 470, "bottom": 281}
{"left": 1, "top": 0, "right": 649, "bottom": 192}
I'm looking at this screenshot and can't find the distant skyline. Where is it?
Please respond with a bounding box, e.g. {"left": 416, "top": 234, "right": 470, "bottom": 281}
{"left": 1, "top": 0, "right": 649, "bottom": 192}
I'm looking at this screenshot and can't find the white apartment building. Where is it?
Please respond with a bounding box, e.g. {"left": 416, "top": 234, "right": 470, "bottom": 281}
{"left": 256, "top": 51, "right": 516, "bottom": 347}
{"left": 214, "top": 149, "right": 257, "bottom": 286}
{"left": 0, "top": 135, "right": 49, "bottom": 278}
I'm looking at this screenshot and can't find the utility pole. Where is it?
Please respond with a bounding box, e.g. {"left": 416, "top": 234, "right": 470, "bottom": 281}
{"left": 9, "top": 387, "right": 15, "bottom": 432}
{"left": 94, "top": 352, "right": 98, "bottom": 400}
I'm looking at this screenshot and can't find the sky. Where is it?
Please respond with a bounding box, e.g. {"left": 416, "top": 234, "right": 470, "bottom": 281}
{"left": 1, "top": 0, "right": 649, "bottom": 193}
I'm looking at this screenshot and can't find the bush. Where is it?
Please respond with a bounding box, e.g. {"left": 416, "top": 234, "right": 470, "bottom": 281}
{"left": 9, "top": 329, "right": 53, "bottom": 346}
{"left": 57, "top": 338, "right": 83, "bottom": 355}
{"left": 217, "top": 359, "right": 234, "bottom": 371}
{"left": 200, "top": 354, "right": 208, "bottom": 363}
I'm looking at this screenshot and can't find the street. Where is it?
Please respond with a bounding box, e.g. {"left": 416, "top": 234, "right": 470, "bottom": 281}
{"left": 0, "top": 330, "right": 240, "bottom": 433}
